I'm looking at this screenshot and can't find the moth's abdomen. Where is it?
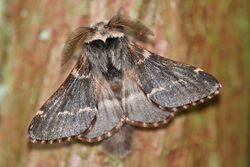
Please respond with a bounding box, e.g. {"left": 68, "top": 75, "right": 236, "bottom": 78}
{"left": 102, "top": 124, "right": 134, "bottom": 158}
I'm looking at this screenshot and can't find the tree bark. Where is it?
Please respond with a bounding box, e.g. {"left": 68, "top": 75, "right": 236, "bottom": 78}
{"left": 0, "top": 0, "right": 249, "bottom": 167}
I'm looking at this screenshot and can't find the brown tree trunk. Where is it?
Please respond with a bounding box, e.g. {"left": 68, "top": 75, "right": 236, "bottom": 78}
{"left": 0, "top": 0, "right": 249, "bottom": 167}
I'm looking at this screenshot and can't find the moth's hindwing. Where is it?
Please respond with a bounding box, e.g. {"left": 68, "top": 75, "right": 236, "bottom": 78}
{"left": 28, "top": 56, "right": 97, "bottom": 143}
{"left": 129, "top": 43, "right": 221, "bottom": 112}
{"left": 123, "top": 73, "right": 173, "bottom": 127}
{"left": 78, "top": 75, "right": 125, "bottom": 142}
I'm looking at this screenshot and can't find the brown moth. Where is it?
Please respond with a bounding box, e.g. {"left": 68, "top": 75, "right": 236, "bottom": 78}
{"left": 28, "top": 13, "right": 221, "bottom": 158}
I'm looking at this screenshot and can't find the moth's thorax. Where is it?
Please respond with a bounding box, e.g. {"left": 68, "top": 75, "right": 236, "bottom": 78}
{"left": 84, "top": 37, "right": 132, "bottom": 78}
{"left": 85, "top": 21, "right": 124, "bottom": 43}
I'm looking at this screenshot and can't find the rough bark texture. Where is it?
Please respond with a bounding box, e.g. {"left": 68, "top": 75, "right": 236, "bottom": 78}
{"left": 0, "top": 0, "right": 249, "bottom": 167}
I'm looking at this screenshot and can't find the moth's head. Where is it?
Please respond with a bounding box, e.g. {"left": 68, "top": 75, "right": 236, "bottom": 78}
{"left": 61, "top": 13, "right": 153, "bottom": 65}
{"left": 86, "top": 20, "right": 124, "bottom": 43}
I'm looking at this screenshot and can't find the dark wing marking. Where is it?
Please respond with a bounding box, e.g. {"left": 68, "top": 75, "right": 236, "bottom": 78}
{"left": 123, "top": 73, "right": 173, "bottom": 127}
{"left": 79, "top": 76, "right": 125, "bottom": 142}
{"left": 129, "top": 43, "right": 221, "bottom": 110}
{"left": 28, "top": 56, "right": 96, "bottom": 143}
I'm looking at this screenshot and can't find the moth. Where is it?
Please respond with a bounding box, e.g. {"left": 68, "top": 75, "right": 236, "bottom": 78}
{"left": 28, "top": 13, "right": 221, "bottom": 158}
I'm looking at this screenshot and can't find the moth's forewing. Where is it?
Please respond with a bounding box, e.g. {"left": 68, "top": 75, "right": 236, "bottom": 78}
{"left": 28, "top": 57, "right": 97, "bottom": 143}
{"left": 129, "top": 43, "right": 221, "bottom": 111}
